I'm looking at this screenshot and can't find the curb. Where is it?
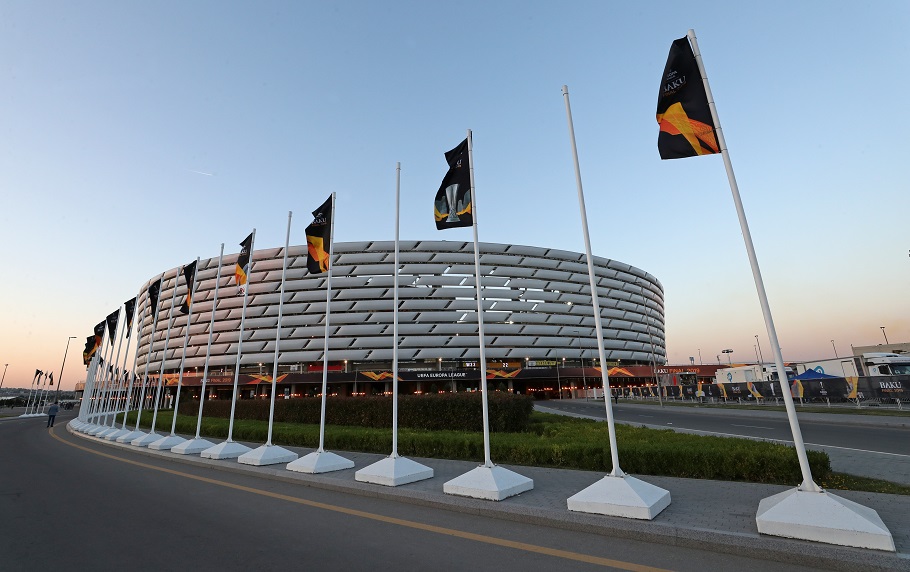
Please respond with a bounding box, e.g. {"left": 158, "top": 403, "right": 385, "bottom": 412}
{"left": 65, "top": 422, "right": 909, "bottom": 571}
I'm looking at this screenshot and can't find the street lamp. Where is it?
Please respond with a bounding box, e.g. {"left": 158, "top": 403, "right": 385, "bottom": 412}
{"left": 831, "top": 340, "right": 838, "bottom": 358}
{"left": 0, "top": 363, "right": 8, "bottom": 391}
{"left": 55, "top": 336, "right": 76, "bottom": 401}
{"left": 698, "top": 349, "right": 702, "bottom": 365}
{"left": 880, "top": 327, "right": 889, "bottom": 345}
{"left": 722, "top": 348, "right": 733, "bottom": 364}
{"left": 754, "top": 335, "right": 764, "bottom": 364}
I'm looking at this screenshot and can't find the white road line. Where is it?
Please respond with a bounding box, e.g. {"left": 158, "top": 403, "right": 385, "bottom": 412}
{"left": 730, "top": 424, "right": 773, "bottom": 430}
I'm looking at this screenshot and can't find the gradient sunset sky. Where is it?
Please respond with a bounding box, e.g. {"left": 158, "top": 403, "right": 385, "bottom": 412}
{"left": 2, "top": 1, "right": 907, "bottom": 390}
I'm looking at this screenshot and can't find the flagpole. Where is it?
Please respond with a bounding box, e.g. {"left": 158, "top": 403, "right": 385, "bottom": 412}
{"left": 562, "top": 85, "right": 671, "bottom": 519}
{"left": 38, "top": 372, "right": 52, "bottom": 414}
{"left": 317, "top": 196, "right": 336, "bottom": 453}
{"left": 91, "top": 325, "right": 114, "bottom": 425}
{"left": 110, "top": 318, "right": 133, "bottom": 428}
{"left": 108, "top": 295, "right": 141, "bottom": 440}
{"left": 354, "top": 164, "right": 433, "bottom": 486}
{"left": 26, "top": 371, "right": 42, "bottom": 415}
{"left": 95, "top": 307, "right": 125, "bottom": 433}
{"left": 123, "top": 276, "right": 165, "bottom": 441}
{"left": 442, "top": 131, "right": 532, "bottom": 501}
{"left": 139, "top": 269, "right": 181, "bottom": 445}
{"left": 178, "top": 244, "right": 223, "bottom": 453}
{"left": 202, "top": 231, "right": 255, "bottom": 459}
{"left": 686, "top": 29, "right": 817, "bottom": 492}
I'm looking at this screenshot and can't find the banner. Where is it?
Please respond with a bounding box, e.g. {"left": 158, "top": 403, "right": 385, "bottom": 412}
{"left": 124, "top": 297, "right": 137, "bottom": 338}
{"left": 82, "top": 336, "right": 95, "bottom": 366}
{"left": 148, "top": 278, "right": 162, "bottom": 318}
{"left": 105, "top": 309, "right": 120, "bottom": 346}
{"left": 656, "top": 37, "right": 719, "bottom": 159}
{"left": 179, "top": 260, "right": 197, "bottom": 314}
{"left": 236, "top": 233, "right": 253, "bottom": 291}
{"left": 305, "top": 195, "right": 333, "bottom": 274}
{"left": 433, "top": 138, "right": 473, "bottom": 229}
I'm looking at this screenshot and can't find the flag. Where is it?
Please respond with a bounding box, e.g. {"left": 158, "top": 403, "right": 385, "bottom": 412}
{"left": 179, "top": 260, "right": 197, "bottom": 314}
{"left": 148, "top": 278, "right": 162, "bottom": 319}
{"left": 124, "top": 297, "right": 137, "bottom": 338}
{"left": 91, "top": 321, "right": 105, "bottom": 355}
{"left": 34, "top": 369, "right": 41, "bottom": 380}
{"left": 49, "top": 372, "right": 53, "bottom": 386}
{"left": 433, "top": 138, "right": 473, "bottom": 229}
{"left": 235, "top": 233, "right": 253, "bottom": 292}
{"left": 656, "top": 37, "right": 719, "bottom": 159}
{"left": 82, "top": 336, "right": 95, "bottom": 366}
{"left": 305, "top": 195, "right": 333, "bottom": 274}
{"left": 106, "top": 309, "right": 120, "bottom": 346}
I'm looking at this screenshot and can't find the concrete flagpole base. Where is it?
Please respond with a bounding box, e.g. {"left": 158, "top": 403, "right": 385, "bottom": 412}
{"left": 69, "top": 420, "right": 84, "bottom": 430}
{"left": 567, "top": 475, "right": 671, "bottom": 520}
{"left": 443, "top": 465, "right": 533, "bottom": 501}
{"left": 355, "top": 456, "right": 434, "bottom": 487}
{"left": 148, "top": 434, "right": 188, "bottom": 451}
{"left": 238, "top": 444, "right": 299, "bottom": 466}
{"left": 103, "top": 428, "right": 130, "bottom": 441}
{"left": 93, "top": 426, "right": 117, "bottom": 437}
{"left": 130, "top": 432, "right": 161, "bottom": 447}
{"left": 756, "top": 488, "right": 895, "bottom": 551}
{"left": 87, "top": 425, "right": 109, "bottom": 436}
{"left": 171, "top": 438, "right": 215, "bottom": 455}
{"left": 287, "top": 450, "right": 354, "bottom": 474}
{"left": 115, "top": 430, "right": 145, "bottom": 443}
{"left": 200, "top": 440, "right": 251, "bottom": 460}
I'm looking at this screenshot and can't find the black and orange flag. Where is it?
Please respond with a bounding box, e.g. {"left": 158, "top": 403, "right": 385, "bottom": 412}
{"left": 305, "top": 195, "right": 333, "bottom": 274}
{"left": 124, "top": 297, "right": 137, "bottom": 338}
{"left": 179, "top": 260, "right": 197, "bottom": 314}
{"left": 235, "top": 233, "right": 253, "bottom": 292}
{"left": 48, "top": 372, "right": 53, "bottom": 386}
{"left": 106, "top": 309, "right": 120, "bottom": 346}
{"left": 433, "top": 138, "right": 473, "bottom": 229}
{"left": 82, "top": 336, "right": 95, "bottom": 366}
{"left": 656, "top": 37, "right": 719, "bottom": 159}
{"left": 148, "top": 278, "right": 162, "bottom": 319}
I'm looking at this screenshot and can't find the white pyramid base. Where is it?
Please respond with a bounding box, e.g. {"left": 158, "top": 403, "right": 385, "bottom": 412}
{"left": 171, "top": 437, "right": 215, "bottom": 455}
{"left": 443, "top": 465, "right": 534, "bottom": 501}
{"left": 116, "top": 430, "right": 145, "bottom": 443}
{"left": 287, "top": 450, "right": 354, "bottom": 474}
{"left": 200, "top": 440, "right": 251, "bottom": 460}
{"left": 756, "top": 488, "right": 895, "bottom": 551}
{"left": 130, "top": 432, "right": 161, "bottom": 447}
{"left": 104, "top": 428, "right": 130, "bottom": 441}
{"left": 19, "top": 413, "right": 42, "bottom": 418}
{"left": 355, "top": 456, "right": 434, "bottom": 487}
{"left": 69, "top": 420, "right": 84, "bottom": 430}
{"left": 238, "top": 444, "right": 299, "bottom": 466}
{"left": 88, "top": 425, "right": 110, "bottom": 436}
{"left": 148, "top": 434, "right": 188, "bottom": 451}
{"left": 78, "top": 423, "right": 99, "bottom": 433}
{"left": 94, "top": 427, "right": 117, "bottom": 438}
{"left": 567, "top": 475, "right": 671, "bottom": 520}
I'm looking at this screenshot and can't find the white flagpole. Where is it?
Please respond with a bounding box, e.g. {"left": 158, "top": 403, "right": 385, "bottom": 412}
{"left": 355, "top": 163, "right": 433, "bottom": 485}
{"left": 133, "top": 270, "right": 180, "bottom": 445}
{"left": 443, "top": 130, "right": 532, "bottom": 500}
{"left": 29, "top": 372, "right": 45, "bottom": 416}
{"left": 132, "top": 274, "right": 167, "bottom": 433}
{"left": 104, "top": 298, "right": 138, "bottom": 440}
{"left": 288, "top": 193, "right": 353, "bottom": 473}
{"left": 202, "top": 230, "right": 255, "bottom": 459}
{"left": 175, "top": 245, "right": 223, "bottom": 454}
{"left": 153, "top": 257, "right": 201, "bottom": 450}
{"left": 94, "top": 308, "right": 126, "bottom": 434}
{"left": 240, "top": 214, "right": 298, "bottom": 465}
{"left": 688, "top": 30, "right": 816, "bottom": 491}
{"left": 115, "top": 294, "right": 144, "bottom": 435}
{"left": 38, "top": 372, "right": 52, "bottom": 414}
{"left": 90, "top": 327, "right": 114, "bottom": 425}
{"left": 688, "top": 30, "right": 893, "bottom": 550}
{"left": 562, "top": 85, "right": 671, "bottom": 519}
{"left": 22, "top": 370, "right": 39, "bottom": 416}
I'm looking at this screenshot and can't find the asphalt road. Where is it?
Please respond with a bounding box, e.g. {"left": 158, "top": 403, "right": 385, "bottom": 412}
{"left": 538, "top": 400, "right": 910, "bottom": 485}
{"left": 0, "top": 411, "right": 829, "bottom": 572}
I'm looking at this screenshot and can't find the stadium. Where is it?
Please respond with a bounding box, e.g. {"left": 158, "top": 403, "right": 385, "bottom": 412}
{"left": 126, "top": 240, "right": 666, "bottom": 398}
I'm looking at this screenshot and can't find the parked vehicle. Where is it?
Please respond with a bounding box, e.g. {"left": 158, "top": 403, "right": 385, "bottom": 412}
{"left": 714, "top": 364, "right": 794, "bottom": 384}
{"left": 795, "top": 353, "right": 910, "bottom": 377}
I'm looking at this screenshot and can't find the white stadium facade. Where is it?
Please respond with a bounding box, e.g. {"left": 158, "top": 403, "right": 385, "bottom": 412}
{"left": 130, "top": 240, "right": 666, "bottom": 398}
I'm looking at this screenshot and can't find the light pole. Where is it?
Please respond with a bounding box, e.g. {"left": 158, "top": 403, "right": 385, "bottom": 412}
{"left": 55, "top": 336, "right": 76, "bottom": 402}
{"left": 880, "top": 327, "right": 889, "bottom": 345}
{"left": 698, "top": 349, "right": 702, "bottom": 365}
{"left": 0, "top": 363, "right": 8, "bottom": 391}
{"left": 753, "top": 345, "right": 759, "bottom": 363}
{"left": 831, "top": 340, "right": 838, "bottom": 358}
{"left": 754, "top": 335, "right": 764, "bottom": 364}
{"left": 722, "top": 348, "right": 733, "bottom": 364}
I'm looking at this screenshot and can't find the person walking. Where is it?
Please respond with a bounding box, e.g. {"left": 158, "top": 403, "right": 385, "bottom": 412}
{"left": 47, "top": 402, "right": 59, "bottom": 428}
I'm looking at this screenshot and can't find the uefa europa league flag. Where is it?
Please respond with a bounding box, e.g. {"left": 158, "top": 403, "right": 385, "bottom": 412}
{"left": 235, "top": 233, "right": 253, "bottom": 291}
{"left": 656, "top": 37, "right": 719, "bottom": 159}
{"left": 179, "top": 260, "right": 197, "bottom": 314}
{"left": 124, "top": 297, "right": 137, "bottom": 338}
{"left": 82, "top": 336, "right": 95, "bottom": 366}
{"left": 148, "top": 278, "right": 162, "bottom": 318}
{"left": 305, "top": 195, "right": 333, "bottom": 274}
{"left": 92, "top": 321, "right": 105, "bottom": 353}
{"left": 106, "top": 309, "right": 120, "bottom": 346}
{"left": 434, "top": 138, "right": 472, "bottom": 229}
{"left": 48, "top": 372, "right": 53, "bottom": 386}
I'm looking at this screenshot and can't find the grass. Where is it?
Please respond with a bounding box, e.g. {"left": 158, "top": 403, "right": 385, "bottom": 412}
{"left": 117, "top": 409, "right": 908, "bottom": 496}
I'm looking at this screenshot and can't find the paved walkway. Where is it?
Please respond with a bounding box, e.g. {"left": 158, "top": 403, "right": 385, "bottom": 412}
{"left": 63, "top": 420, "right": 910, "bottom": 571}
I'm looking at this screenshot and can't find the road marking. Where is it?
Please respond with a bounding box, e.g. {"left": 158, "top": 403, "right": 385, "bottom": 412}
{"left": 50, "top": 427, "right": 671, "bottom": 572}
{"left": 730, "top": 424, "right": 773, "bottom": 430}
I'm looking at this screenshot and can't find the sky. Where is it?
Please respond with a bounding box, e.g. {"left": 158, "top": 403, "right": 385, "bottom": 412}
{"left": 1, "top": 1, "right": 908, "bottom": 390}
